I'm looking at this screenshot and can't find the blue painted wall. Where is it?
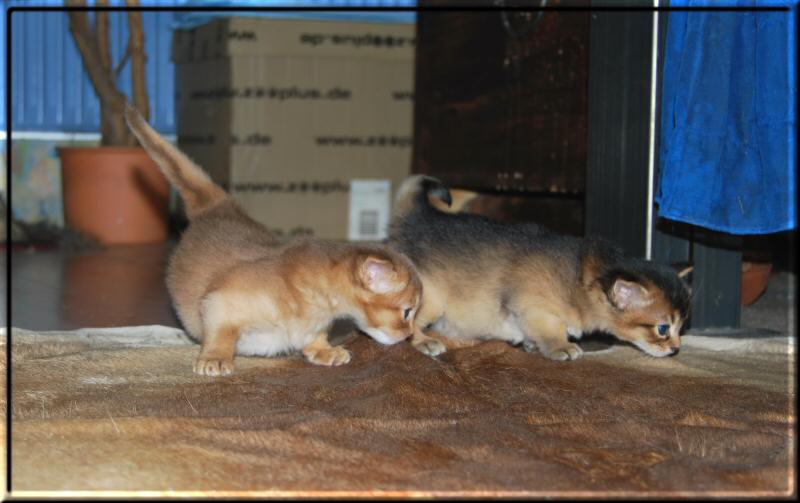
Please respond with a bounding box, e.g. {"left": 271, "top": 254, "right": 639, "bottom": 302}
{"left": 2, "top": 0, "right": 416, "bottom": 134}
{"left": 3, "top": 0, "right": 181, "bottom": 133}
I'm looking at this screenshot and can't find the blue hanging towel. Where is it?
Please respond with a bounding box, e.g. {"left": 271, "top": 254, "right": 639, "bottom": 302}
{"left": 657, "top": 0, "right": 796, "bottom": 234}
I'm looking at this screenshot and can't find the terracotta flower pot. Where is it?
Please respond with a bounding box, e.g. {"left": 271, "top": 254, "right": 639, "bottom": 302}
{"left": 741, "top": 261, "right": 773, "bottom": 306}
{"left": 58, "top": 146, "right": 170, "bottom": 245}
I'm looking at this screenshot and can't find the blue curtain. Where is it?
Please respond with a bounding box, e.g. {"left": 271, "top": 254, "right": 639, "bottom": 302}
{"left": 657, "top": 0, "right": 796, "bottom": 234}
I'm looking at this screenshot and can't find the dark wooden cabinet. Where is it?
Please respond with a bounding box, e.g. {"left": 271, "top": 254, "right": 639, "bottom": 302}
{"left": 412, "top": 2, "right": 749, "bottom": 330}
{"left": 413, "top": 0, "right": 589, "bottom": 195}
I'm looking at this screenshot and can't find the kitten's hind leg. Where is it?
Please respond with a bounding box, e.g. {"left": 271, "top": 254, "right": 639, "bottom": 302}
{"left": 194, "top": 324, "right": 240, "bottom": 376}
{"left": 519, "top": 311, "right": 583, "bottom": 361}
{"left": 303, "top": 332, "right": 351, "bottom": 366}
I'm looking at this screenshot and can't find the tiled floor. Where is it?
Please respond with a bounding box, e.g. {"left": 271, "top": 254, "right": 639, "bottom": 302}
{"left": 8, "top": 241, "right": 180, "bottom": 331}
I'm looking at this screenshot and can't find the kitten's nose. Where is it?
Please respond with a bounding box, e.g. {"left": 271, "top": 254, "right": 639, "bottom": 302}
{"left": 668, "top": 346, "right": 680, "bottom": 356}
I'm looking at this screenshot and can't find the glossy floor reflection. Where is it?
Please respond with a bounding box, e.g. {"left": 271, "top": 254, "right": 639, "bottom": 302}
{"left": 5, "top": 241, "right": 793, "bottom": 338}
{"left": 9, "top": 241, "right": 180, "bottom": 331}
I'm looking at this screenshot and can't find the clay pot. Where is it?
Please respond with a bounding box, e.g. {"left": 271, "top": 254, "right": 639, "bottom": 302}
{"left": 58, "top": 147, "right": 170, "bottom": 245}
{"left": 741, "top": 261, "right": 773, "bottom": 306}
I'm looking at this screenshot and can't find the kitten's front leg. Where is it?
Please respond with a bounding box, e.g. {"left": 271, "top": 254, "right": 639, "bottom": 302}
{"left": 411, "top": 328, "right": 447, "bottom": 357}
{"left": 519, "top": 311, "right": 583, "bottom": 361}
{"left": 302, "top": 332, "right": 351, "bottom": 366}
{"left": 410, "top": 301, "right": 447, "bottom": 357}
{"left": 194, "top": 324, "right": 240, "bottom": 376}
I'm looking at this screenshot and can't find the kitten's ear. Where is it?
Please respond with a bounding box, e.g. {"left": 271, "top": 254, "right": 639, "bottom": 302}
{"left": 611, "top": 279, "right": 653, "bottom": 310}
{"left": 359, "top": 256, "right": 401, "bottom": 294}
{"left": 677, "top": 265, "right": 693, "bottom": 295}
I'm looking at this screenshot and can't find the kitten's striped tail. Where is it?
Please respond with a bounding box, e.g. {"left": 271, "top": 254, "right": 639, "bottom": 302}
{"left": 392, "top": 175, "right": 453, "bottom": 220}
{"left": 124, "top": 103, "right": 227, "bottom": 220}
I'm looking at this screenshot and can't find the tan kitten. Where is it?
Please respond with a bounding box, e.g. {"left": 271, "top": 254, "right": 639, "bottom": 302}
{"left": 124, "top": 105, "right": 421, "bottom": 376}
{"left": 388, "top": 175, "right": 691, "bottom": 361}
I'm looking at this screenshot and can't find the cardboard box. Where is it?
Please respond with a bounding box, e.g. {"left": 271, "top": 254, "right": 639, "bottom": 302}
{"left": 172, "top": 17, "right": 415, "bottom": 240}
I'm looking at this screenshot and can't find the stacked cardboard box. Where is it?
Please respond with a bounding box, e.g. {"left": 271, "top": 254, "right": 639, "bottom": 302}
{"left": 172, "top": 17, "right": 415, "bottom": 240}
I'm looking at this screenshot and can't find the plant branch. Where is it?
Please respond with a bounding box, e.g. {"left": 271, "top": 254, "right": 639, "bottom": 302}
{"left": 95, "top": 0, "right": 115, "bottom": 144}
{"left": 66, "top": 2, "right": 131, "bottom": 145}
{"left": 95, "top": 1, "right": 112, "bottom": 81}
{"left": 126, "top": 0, "right": 150, "bottom": 123}
{"left": 65, "top": 4, "right": 119, "bottom": 105}
{"left": 114, "top": 47, "right": 131, "bottom": 78}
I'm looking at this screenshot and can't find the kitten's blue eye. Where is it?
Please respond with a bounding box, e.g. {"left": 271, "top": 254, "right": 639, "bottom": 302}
{"left": 403, "top": 308, "right": 412, "bottom": 320}
{"left": 657, "top": 324, "right": 669, "bottom": 336}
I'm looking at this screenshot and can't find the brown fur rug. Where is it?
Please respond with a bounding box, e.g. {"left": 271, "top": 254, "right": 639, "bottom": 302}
{"left": 3, "top": 326, "right": 795, "bottom": 497}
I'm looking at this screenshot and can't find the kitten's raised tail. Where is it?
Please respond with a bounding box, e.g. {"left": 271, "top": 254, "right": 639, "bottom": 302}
{"left": 124, "top": 103, "right": 227, "bottom": 219}
{"left": 392, "top": 175, "right": 453, "bottom": 220}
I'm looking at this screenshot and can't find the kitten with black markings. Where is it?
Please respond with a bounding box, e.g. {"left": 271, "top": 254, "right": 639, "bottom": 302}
{"left": 388, "top": 175, "right": 691, "bottom": 361}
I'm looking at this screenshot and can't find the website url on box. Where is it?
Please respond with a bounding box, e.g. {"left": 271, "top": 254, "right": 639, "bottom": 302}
{"left": 299, "top": 32, "right": 415, "bottom": 48}
{"left": 232, "top": 180, "right": 350, "bottom": 195}
{"left": 190, "top": 86, "right": 352, "bottom": 101}
{"left": 316, "top": 135, "right": 412, "bottom": 147}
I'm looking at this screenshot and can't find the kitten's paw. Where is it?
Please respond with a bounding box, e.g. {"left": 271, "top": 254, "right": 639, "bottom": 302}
{"left": 306, "top": 346, "right": 352, "bottom": 366}
{"left": 540, "top": 342, "right": 583, "bottom": 361}
{"left": 413, "top": 338, "right": 447, "bottom": 357}
{"left": 521, "top": 340, "right": 537, "bottom": 353}
{"left": 194, "top": 357, "right": 234, "bottom": 376}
